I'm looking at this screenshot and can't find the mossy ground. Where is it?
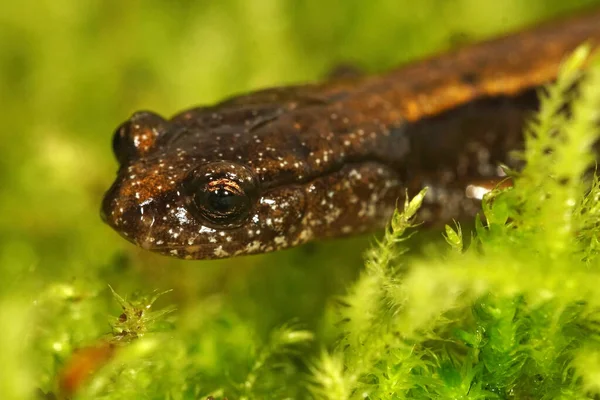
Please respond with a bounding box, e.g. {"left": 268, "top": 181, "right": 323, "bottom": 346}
{"left": 2, "top": 1, "right": 600, "bottom": 399}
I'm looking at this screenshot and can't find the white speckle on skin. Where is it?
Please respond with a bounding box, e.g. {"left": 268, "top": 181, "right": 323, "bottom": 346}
{"left": 297, "top": 228, "right": 313, "bottom": 243}
{"left": 324, "top": 208, "right": 342, "bottom": 224}
{"left": 348, "top": 169, "right": 362, "bottom": 180}
{"left": 466, "top": 184, "right": 491, "bottom": 200}
{"left": 274, "top": 236, "right": 287, "bottom": 246}
{"left": 246, "top": 240, "right": 262, "bottom": 252}
{"left": 174, "top": 207, "right": 190, "bottom": 224}
{"left": 213, "top": 246, "right": 229, "bottom": 257}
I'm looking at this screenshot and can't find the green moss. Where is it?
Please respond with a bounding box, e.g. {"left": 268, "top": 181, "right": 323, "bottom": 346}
{"left": 309, "top": 47, "right": 600, "bottom": 399}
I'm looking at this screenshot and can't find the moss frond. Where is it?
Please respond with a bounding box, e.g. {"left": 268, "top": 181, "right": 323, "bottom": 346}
{"left": 309, "top": 46, "right": 600, "bottom": 399}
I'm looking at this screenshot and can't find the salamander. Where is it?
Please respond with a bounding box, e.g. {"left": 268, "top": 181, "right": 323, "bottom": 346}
{"left": 101, "top": 9, "right": 600, "bottom": 259}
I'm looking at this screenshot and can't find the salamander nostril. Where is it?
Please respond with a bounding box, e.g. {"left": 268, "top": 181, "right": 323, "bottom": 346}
{"left": 100, "top": 184, "right": 117, "bottom": 225}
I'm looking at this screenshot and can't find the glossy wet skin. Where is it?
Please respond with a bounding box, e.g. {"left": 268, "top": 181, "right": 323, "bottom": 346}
{"left": 101, "top": 96, "right": 405, "bottom": 259}
{"left": 102, "top": 9, "right": 600, "bottom": 259}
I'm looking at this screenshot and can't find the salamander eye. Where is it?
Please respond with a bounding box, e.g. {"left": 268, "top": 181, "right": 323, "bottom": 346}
{"left": 185, "top": 162, "right": 258, "bottom": 228}
{"left": 112, "top": 111, "right": 167, "bottom": 165}
{"left": 194, "top": 179, "right": 251, "bottom": 225}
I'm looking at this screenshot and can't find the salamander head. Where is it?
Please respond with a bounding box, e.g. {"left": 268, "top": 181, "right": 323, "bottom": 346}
{"left": 101, "top": 111, "right": 308, "bottom": 259}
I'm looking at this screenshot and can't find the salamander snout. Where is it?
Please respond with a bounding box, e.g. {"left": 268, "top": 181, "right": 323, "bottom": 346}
{"left": 101, "top": 153, "right": 310, "bottom": 259}
{"left": 100, "top": 177, "right": 159, "bottom": 248}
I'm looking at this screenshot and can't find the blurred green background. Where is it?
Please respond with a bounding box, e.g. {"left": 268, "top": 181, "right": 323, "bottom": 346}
{"left": 2, "top": 0, "right": 600, "bottom": 398}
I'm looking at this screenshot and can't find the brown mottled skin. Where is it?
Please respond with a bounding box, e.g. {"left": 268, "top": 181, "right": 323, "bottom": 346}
{"left": 102, "top": 9, "right": 600, "bottom": 259}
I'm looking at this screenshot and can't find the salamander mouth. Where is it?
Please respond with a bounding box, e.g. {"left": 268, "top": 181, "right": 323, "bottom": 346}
{"left": 104, "top": 220, "right": 234, "bottom": 259}
{"left": 135, "top": 236, "right": 272, "bottom": 259}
